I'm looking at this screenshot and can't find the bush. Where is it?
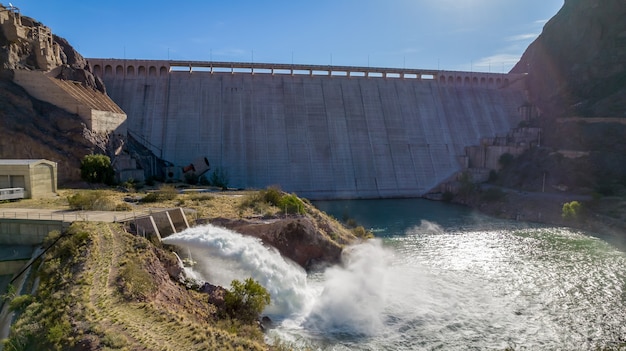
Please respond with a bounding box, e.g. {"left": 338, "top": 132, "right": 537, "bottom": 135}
{"left": 117, "top": 259, "right": 157, "bottom": 301}
{"left": 9, "top": 294, "right": 34, "bottom": 312}
{"left": 261, "top": 186, "right": 283, "bottom": 206}
{"left": 67, "top": 191, "right": 116, "bottom": 211}
{"left": 277, "top": 193, "right": 306, "bottom": 215}
{"left": 141, "top": 185, "right": 178, "bottom": 203}
{"left": 352, "top": 226, "right": 374, "bottom": 239}
{"left": 80, "top": 154, "right": 114, "bottom": 185}
{"left": 224, "top": 278, "right": 271, "bottom": 323}
{"left": 239, "top": 187, "right": 307, "bottom": 216}
{"left": 562, "top": 201, "right": 582, "bottom": 220}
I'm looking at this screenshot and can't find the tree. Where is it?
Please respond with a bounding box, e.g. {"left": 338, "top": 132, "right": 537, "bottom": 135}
{"left": 562, "top": 201, "right": 582, "bottom": 220}
{"left": 223, "top": 278, "right": 270, "bottom": 323}
{"left": 80, "top": 154, "right": 114, "bottom": 184}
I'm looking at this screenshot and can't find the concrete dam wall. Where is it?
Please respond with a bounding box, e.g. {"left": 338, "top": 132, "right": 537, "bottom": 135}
{"left": 89, "top": 59, "right": 527, "bottom": 199}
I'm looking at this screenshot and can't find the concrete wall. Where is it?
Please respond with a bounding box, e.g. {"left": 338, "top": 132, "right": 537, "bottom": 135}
{"left": 0, "top": 218, "right": 64, "bottom": 245}
{"left": 127, "top": 208, "right": 189, "bottom": 241}
{"left": 92, "top": 59, "right": 527, "bottom": 199}
{"left": 12, "top": 70, "right": 126, "bottom": 134}
{"left": 0, "top": 260, "right": 28, "bottom": 275}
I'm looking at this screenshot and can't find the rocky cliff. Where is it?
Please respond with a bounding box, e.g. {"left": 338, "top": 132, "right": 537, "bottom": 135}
{"left": 0, "top": 4, "right": 115, "bottom": 183}
{"left": 512, "top": 0, "right": 626, "bottom": 117}
{"left": 0, "top": 4, "right": 104, "bottom": 91}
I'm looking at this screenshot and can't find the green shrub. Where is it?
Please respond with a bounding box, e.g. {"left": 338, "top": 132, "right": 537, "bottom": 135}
{"left": 47, "top": 320, "right": 71, "bottom": 348}
{"left": 224, "top": 278, "right": 270, "bottom": 323}
{"left": 80, "top": 154, "right": 114, "bottom": 185}
{"left": 117, "top": 259, "right": 157, "bottom": 301}
{"left": 562, "top": 201, "right": 582, "bottom": 220}
{"left": 261, "top": 186, "right": 283, "bottom": 206}
{"left": 278, "top": 193, "right": 306, "bottom": 215}
{"left": 141, "top": 185, "right": 178, "bottom": 203}
{"left": 352, "top": 226, "right": 374, "bottom": 239}
{"left": 67, "top": 191, "right": 116, "bottom": 211}
{"left": 102, "top": 333, "right": 128, "bottom": 348}
{"left": 8, "top": 295, "right": 34, "bottom": 313}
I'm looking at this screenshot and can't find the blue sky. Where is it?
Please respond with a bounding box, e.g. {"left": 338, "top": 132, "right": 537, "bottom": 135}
{"left": 14, "top": 0, "right": 563, "bottom": 72}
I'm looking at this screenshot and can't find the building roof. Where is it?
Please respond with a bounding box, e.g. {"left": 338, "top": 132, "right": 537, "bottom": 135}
{"left": 0, "top": 159, "right": 56, "bottom": 166}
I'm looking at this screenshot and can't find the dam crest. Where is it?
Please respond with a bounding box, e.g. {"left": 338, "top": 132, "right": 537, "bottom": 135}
{"left": 88, "top": 58, "right": 528, "bottom": 199}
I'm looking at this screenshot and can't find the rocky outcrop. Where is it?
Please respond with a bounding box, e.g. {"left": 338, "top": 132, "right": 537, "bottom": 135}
{"left": 0, "top": 4, "right": 104, "bottom": 91}
{"left": 52, "top": 34, "right": 106, "bottom": 93}
{"left": 0, "top": 4, "right": 126, "bottom": 182}
{"left": 210, "top": 216, "right": 346, "bottom": 270}
{"left": 0, "top": 78, "right": 97, "bottom": 183}
{"left": 512, "top": 0, "right": 626, "bottom": 117}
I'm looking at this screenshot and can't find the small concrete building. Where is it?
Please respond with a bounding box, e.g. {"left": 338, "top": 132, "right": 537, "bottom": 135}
{"left": 0, "top": 159, "right": 57, "bottom": 198}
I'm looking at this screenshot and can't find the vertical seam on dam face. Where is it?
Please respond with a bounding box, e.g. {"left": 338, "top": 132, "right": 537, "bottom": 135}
{"left": 95, "top": 60, "right": 526, "bottom": 199}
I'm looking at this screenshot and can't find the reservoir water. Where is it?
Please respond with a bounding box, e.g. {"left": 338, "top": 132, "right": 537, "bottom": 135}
{"left": 164, "top": 198, "right": 626, "bottom": 350}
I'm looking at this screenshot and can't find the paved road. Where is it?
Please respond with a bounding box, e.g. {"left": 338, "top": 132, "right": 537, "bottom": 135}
{"left": 0, "top": 208, "right": 151, "bottom": 223}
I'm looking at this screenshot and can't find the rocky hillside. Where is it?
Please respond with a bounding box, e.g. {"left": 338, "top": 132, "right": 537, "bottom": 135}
{"left": 502, "top": 0, "right": 626, "bottom": 196}
{"left": 3, "top": 222, "right": 268, "bottom": 350}
{"left": 512, "top": 0, "right": 626, "bottom": 118}
{"left": 0, "top": 79, "right": 97, "bottom": 183}
{"left": 0, "top": 4, "right": 110, "bottom": 184}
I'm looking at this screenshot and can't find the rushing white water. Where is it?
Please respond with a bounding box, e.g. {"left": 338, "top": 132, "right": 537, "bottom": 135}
{"left": 304, "top": 240, "right": 392, "bottom": 336}
{"left": 162, "top": 224, "right": 312, "bottom": 316}
{"left": 163, "top": 207, "right": 626, "bottom": 350}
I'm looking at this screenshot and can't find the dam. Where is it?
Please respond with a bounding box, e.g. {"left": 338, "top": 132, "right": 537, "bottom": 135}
{"left": 88, "top": 59, "right": 528, "bottom": 199}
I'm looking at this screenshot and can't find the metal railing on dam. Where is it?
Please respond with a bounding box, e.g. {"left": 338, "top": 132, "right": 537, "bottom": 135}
{"left": 88, "top": 58, "right": 528, "bottom": 199}
{"left": 88, "top": 58, "right": 524, "bottom": 90}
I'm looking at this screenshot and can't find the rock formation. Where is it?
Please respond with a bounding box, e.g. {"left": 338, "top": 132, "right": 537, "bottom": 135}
{"left": 512, "top": 0, "right": 626, "bottom": 117}
{"left": 0, "top": 3, "right": 126, "bottom": 183}
{"left": 210, "top": 216, "right": 350, "bottom": 270}
{"left": 0, "top": 4, "right": 103, "bottom": 91}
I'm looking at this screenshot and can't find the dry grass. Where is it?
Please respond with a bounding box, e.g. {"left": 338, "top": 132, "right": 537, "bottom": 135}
{"left": 0, "top": 186, "right": 269, "bottom": 219}
{"left": 5, "top": 221, "right": 267, "bottom": 350}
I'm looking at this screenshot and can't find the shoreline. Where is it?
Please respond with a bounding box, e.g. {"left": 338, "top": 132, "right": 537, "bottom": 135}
{"left": 447, "top": 187, "right": 626, "bottom": 250}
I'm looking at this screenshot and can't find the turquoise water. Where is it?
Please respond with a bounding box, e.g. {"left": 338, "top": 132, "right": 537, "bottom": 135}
{"left": 274, "top": 198, "right": 626, "bottom": 350}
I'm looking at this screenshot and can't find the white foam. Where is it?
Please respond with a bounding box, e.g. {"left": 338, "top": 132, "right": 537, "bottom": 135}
{"left": 163, "top": 224, "right": 312, "bottom": 316}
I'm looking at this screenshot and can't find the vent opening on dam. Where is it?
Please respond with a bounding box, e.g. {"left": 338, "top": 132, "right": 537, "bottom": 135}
{"left": 89, "top": 59, "right": 528, "bottom": 199}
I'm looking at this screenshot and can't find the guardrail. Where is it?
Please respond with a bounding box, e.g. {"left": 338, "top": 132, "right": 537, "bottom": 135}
{"left": 0, "top": 210, "right": 149, "bottom": 223}
{"left": 0, "top": 211, "right": 80, "bottom": 221}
